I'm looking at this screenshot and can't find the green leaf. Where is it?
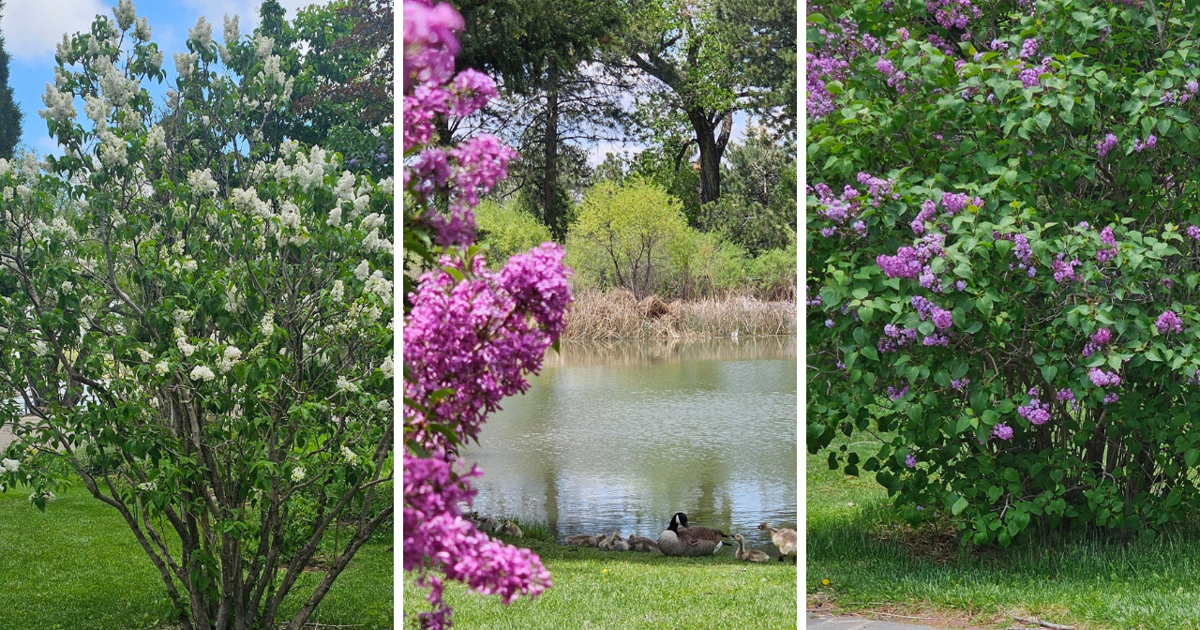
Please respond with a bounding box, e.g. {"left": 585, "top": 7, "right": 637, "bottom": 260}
{"left": 951, "top": 496, "right": 969, "bottom": 516}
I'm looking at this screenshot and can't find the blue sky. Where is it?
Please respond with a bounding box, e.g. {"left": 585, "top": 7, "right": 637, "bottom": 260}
{"left": 3, "top": 0, "right": 331, "bottom": 157}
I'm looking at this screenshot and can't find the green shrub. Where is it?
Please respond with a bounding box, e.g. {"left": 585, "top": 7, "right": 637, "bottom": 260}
{"left": 475, "top": 199, "right": 554, "bottom": 266}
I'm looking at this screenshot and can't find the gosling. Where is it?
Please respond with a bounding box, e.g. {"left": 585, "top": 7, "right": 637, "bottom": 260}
{"left": 626, "top": 534, "right": 659, "bottom": 553}
{"left": 758, "top": 522, "right": 797, "bottom": 562}
{"left": 565, "top": 533, "right": 603, "bottom": 547}
{"left": 499, "top": 520, "right": 523, "bottom": 537}
{"left": 610, "top": 532, "right": 630, "bottom": 552}
{"left": 733, "top": 534, "right": 770, "bottom": 563}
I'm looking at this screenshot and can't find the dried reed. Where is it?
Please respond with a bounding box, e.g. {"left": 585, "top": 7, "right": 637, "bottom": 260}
{"left": 563, "top": 289, "right": 797, "bottom": 341}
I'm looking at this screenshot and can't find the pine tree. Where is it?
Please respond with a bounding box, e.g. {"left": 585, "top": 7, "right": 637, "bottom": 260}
{"left": 0, "top": 1, "right": 22, "bottom": 158}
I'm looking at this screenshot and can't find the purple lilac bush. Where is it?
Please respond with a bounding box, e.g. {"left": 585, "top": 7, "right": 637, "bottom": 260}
{"left": 809, "top": 1, "right": 1200, "bottom": 545}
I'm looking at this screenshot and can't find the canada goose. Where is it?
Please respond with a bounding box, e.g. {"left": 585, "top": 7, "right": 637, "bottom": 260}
{"left": 734, "top": 534, "right": 770, "bottom": 563}
{"left": 626, "top": 534, "right": 659, "bottom": 553}
{"left": 566, "top": 533, "right": 603, "bottom": 547}
{"left": 657, "top": 512, "right": 727, "bottom": 557}
{"left": 758, "top": 522, "right": 797, "bottom": 562}
{"left": 499, "top": 520, "right": 523, "bottom": 537}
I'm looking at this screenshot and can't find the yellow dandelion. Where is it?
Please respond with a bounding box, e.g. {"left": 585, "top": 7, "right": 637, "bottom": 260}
{"left": 822, "top": 578, "right": 830, "bottom": 586}
{"left": 602, "top": 568, "right": 609, "bottom": 574}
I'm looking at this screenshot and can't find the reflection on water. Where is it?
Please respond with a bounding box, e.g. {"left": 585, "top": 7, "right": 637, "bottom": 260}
{"left": 461, "top": 336, "right": 798, "bottom": 554}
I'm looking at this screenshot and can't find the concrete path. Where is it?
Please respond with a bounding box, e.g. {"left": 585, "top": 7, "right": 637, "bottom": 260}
{"left": 807, "top": 611, "right": 967, "bottom": 630}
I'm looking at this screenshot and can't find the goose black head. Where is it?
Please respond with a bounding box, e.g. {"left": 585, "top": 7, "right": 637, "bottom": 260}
{"left": 669, "top": 512, "right": 689, "bottom": 531}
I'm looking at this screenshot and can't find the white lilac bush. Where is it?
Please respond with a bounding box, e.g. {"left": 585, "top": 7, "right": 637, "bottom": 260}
{"left": 0, "top": 3, "right": 392, "bottom": 629}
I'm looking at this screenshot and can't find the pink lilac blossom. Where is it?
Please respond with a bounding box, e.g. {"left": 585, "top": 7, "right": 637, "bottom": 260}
{"left": 403, "top": 0, "right": 463, "bottom": 91}
{"left": 887, "top": 385, "right": 909, "bottom": 400}
{"left": 1019, "top": 38, "right": 1039, "bottom": 59}
{"left": 1103, "top": 392, "right": 1120, "bottom": 404}
{"left": 1156, "top": 310, "right": 1183, "bottom": 334}
{"left": 992, "top": 423, "right": 1014, "bottom": 441}
{"left": 1096, "top": 226, "right": 1118, "bottom": 263}
{"left": 905, "top": 454, "right": 917, "bottom": 468}
{"left": 1056, "top": 388, "right": 1075, "bottom": 402}
{"left": 1133, "top": 134, "right": 1157, "bottom": 152}
{"left": 951, "top": 377, "right": 970, "bottom": 389}
{"left": 923, "top": 334, "right": 949, "bottom": 346}
{"left": 911, "top": 199, "right": 937, "bottom": 235}
{"left": 1082, "top": 327, "right": 1111, "bottom": 358}
{"left": 404, "top": 455, "right": 551, "bottom": 629}
{"left": 1187, "top": 225, "right": 1200, "bottom": 241}
{"left": 1096, "top": 133, "right": 1118, "bottom": 159}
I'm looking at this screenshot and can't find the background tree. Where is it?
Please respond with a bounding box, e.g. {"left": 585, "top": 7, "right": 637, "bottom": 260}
{"left": 700, "top": 125, "right": 796, "bottom": 254}
{"left": 0, "top": 0, "right": 22, "bottom": 157}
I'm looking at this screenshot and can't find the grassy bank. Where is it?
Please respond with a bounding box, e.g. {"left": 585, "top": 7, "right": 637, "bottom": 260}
{"left": 808, "top": 429, "right": 1200, "bottom": 630}
{"left": 0, "top": 483, "right": 393, "bottom": 630}
{"left": 563, "top": 288, "right": 796, "bottom": 340}
{"left": 403, "top": 533, "right": 797, "bottom": 629}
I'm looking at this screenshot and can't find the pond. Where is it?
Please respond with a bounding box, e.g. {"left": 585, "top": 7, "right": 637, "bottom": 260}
{"left": 461, "top": 335, "right": 797, "bottom": 555}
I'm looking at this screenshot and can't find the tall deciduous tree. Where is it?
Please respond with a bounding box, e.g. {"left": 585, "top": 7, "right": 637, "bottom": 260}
{"left": 0, "top": 0, "right": 22, "bottom": 158}
{"left": 619, "top": 0, "right": 795, "bottom": 205}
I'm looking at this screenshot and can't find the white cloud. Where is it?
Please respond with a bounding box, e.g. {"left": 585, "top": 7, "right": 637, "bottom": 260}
{"left": 3, "top": 0, "right": 107, "bottom": 61}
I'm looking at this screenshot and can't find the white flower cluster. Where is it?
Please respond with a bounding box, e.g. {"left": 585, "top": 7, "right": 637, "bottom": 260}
{"left": 188, "top": 168, "right": 218, "bottom": 197}
{"left": 137, "top": 348, "right": 153, "bottom": 362}
{"left": 363, "top": 270, "right": 392, "bottom": 301}
{"left": 174, "top": 326, "right": 196, "bottom": 356}
{"left": 381, "top": 355, "right": 394, "bottom": 379}
{"left": 39, "top": 83, "right": 76, "bottom": 124}
{"left": 330, "top": 280, "right": 344, "bottom": 302}
{"left": 22, "top": 152, "right": 40, "bottom": 180}
{"left": 97, "top": 129, "right": 128, "bottom": 168}
{"left": 146, "top": 124, "right": 166, "bottom": 155}
{"left": 225, "top": 284, "right": 245, "bottom": 314}
{"left": 189, "top": 16, "right": 213, "bottom": 50}
{"left": 254, "top": 35, "right": 273, "bottom": 61}
{"left": 15, "top": 185, "right": 30, "bottom": 202}
{"left": 114, "top": 0, "right": 137, "bottom": 30}
{"left": 32, "top": 340, "right": 49, "bottom": 356}
{"left": 137, "top": 481, "right": 157, "bottom": 492}
{"left": 189, "top": 365, "right": 216, "bottom": 382}
{"left": 260, "top": 310, "right": 275, "bottom": 338}
{"left": 0, "top": 458, "right": 19, "bottom": 473}
{"left": 341, "top": 445, "right": 358, "bottom": 466}
{"left": 223, "top": 14, "right": 239, "bottom": 44}
{"left": 135, "top": 17, "right": 152, "bottom": 42}
{"left": 354, "top": 260, "right": 370, "bottom": 281}
{"left": 290, "top": 467, "right": 306, "bottom": 482}
{"left": 84, "top": 95, "right": 108, "bottom": 127}
{"left": 274, "top": 145, "right": 328, "bottom": 189}
{"left": 97, "top": 58, "right": 137, "bottom": 107}
{"left": 231, "top": 187, "right": 271, "bottom": 218}
{"left": 326, "top": 206, "right": 342, "bottom": 227}
{"left": 155, "top": 361, "right": 169, "bottom": 375}
{"left": 175, "top": 52, "right": 197, "bottom": 80}
{"left": 336, "top": 376, "right": 359, "bottom": 393}
{"left": 56, "top": 34, "right": 72, "bottom": 62}
{"left": 173, "top": 308, "right": 193, "bottom": 324}
{"left": 216, "top": 345, "right": 241, "bottom": 373}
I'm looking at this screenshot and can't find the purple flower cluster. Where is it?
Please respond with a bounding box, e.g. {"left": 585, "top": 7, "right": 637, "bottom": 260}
{"left": 403, "top": 0, "right": 463, "bottom": 92}
{"left": 856, "top": 172, "right": 900, "bottom": 206}
{"left": 887, "top": 385, "right": 910, "bottom": 400}
{"left": 879, "top": 324, "right": 920, "bottom": 353}
{"left": 1018, "top": 57, "right": 1052, "bottom": 88}
{"left": 1187, "top": 225, "right": 1200, "bottom": 241}
{"left": 1019, "top": 38, "right": 1039, "bottom": 59}
{"left": 1052, "top": 255, "right": 1082, "bottom": 283}
{"left": 1082, "top": 327, "right": 1111, "bottom": 358}
{"left": 1056, "top": 388, "right": 1075, "bottom": 402}
{"left": 1156, "top": 310, "right": 1183, "bottom": 334}
{"left": 951, "top": 377, "right": 971, "bottom": 389}
{"left": 926, "top": 0, "right": 982, "bottom": 29}
{"left": 911, "top": 199, "right": 937, "bottom": 235}
{"left": 941, "top": 192, "right": 975, "bottom": 215}
{"left": 1018, "top": 388, "right": 1051, "bottom": 425}
{"left": 1133, "top": 134, "right": 1158, "bottom": 153}
{"left": 905, "top": 454, "right": 918, "bottom": 468}
{"left": 1103, "top": 393, "right": 1120, "bottom": 404}
{"left": 1096, "top": 133, "right": 1118, "bottom": 159}
{"left": 923, "top": 334, "right": 949, "bottom": 346}
{"left": 1089, "top": 368, "right": 1122, "bottom": 388}
{"left": 1096, "top": 226, "right": 1118, "bottom": 263}
{"left": 1161, "top": 80, "right": 1198, "bottom": 105}
{"left": 992, "top": 423, "right": 1014, "bottom": 441}
{"left": 404, "top": 454, "right": 551, "bottom": 629}
{"left": 877, "top": 247, "right": 923, "bottom": 279}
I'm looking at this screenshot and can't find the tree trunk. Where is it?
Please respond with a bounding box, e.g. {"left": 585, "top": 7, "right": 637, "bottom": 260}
{"left": 543, "top": 65, "right": 562, "bottom": 239}
{"left": 686, "top": 107, "right": 734, "bottom": 205}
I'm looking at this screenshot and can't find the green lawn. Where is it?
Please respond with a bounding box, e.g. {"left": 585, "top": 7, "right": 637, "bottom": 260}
{"left": 0, "top": 484, "right": 392, "bottom": 630}
{"left": 402, "top": 535, "right": 797, "bottom": 630}
{"left": 808, "top": 431, "right": 1200, "bottom": 630}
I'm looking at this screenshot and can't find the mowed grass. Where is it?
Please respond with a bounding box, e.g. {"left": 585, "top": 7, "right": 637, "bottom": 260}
{"left": 0, "top": 483, "right": 393, "bottom": 630}
{"left": 402, "top": 536, "right": 797, "bottom": 630}
{"left": 808, "top": 430, "right": 1200, "bottom": 630}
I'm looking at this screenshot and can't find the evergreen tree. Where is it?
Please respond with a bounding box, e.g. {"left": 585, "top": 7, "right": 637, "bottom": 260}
{"left": 0, "top": 1, "right": 22, "bottom": 158}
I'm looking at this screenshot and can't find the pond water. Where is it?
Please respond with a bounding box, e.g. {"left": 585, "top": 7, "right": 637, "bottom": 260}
{"left": 460, "top": 335, "right": 798, "bottom": 555}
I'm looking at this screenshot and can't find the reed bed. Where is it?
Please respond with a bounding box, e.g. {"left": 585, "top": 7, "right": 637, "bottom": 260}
{"left": 562, "top": 288, "right": 797, "bottom": 341}
{"left": 543, "top": 336, "right": 797, "bottom": 369}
